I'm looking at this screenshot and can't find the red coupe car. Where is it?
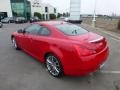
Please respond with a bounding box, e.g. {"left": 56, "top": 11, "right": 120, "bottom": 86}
{"left": 11, "top": 21, "right": 109, "bottom": 77}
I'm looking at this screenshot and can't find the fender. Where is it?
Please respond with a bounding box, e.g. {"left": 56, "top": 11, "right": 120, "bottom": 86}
{"left": 42, "top": 45, "right": 64, "bottom": 64}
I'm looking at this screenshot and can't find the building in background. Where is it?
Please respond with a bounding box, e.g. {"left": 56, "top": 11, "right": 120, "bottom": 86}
{"left": 0, "top": 0, "right": 57, "bottom": 20}
{"left": 69, "top": 0, "right": 82, "bottom": 23}
{"left": 0, "top": 0, "right": 31, "bottom": 20}
{"left": 11, "top": 0, "right": 31, "bottom": 20}
{"left": 0, "top": 0, "right": 12, "bottom": 20}
{"left": 31, "top": 0, "right": 43, "bottom": 17}
{"left": 41, "top": 3, "right": 57, "bottom": 20}
{"left": 31, "top": 0, "right": 57, "bottom": 20}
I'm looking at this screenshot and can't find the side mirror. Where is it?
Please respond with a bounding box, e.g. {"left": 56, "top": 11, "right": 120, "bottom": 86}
{"left": 17, "top": 29, "right": 26, "bottom": 33}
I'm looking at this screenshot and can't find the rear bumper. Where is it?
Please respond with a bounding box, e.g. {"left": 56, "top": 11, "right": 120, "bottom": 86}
{"left": 64, "top": 46, "right": 109, "bottom": 76}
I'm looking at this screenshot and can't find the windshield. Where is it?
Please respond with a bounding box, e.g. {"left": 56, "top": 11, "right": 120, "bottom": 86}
{"left": 55, "top": 24, "right": 88, "bottom": 36}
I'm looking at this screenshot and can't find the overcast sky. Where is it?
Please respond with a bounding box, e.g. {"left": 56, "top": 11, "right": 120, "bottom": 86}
{"left": 1, "top": 0, "right": 119, "bottom": 16}
{"left": 42, "top": 0, "right": 120, "bottom": 15}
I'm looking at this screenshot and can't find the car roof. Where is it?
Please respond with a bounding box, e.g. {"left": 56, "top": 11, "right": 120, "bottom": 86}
{"left": 36, "top": 21, "right": 67, "bottom": 26}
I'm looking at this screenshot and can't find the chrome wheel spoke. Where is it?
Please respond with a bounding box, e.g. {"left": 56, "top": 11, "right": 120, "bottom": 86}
{"left": 46, "top": 55, "right": 61, "bottom": 76}
{"left": 47, "top": 58, "right": 52, "bottom": 64}
{"left": 53, "top": 66, "right": 59, "bottom": 73}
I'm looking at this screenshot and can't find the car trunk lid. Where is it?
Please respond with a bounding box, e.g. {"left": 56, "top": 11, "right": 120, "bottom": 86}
{"left": 68, "top": 32, "right": 107, "bottom": 53}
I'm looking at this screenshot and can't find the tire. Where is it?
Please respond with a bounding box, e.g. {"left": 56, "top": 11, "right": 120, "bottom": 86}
{"left": 46, "top": 54, "right": 63, "bottom": 77}
{"left": 12, "top": 37, "right": 20, "bottom": 50}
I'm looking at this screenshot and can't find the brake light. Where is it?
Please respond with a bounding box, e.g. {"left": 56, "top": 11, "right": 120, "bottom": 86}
{"left": 74, "top": 45, "right": 96, "bottom": 56}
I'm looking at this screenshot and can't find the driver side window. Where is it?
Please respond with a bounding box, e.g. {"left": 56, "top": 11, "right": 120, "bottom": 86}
{"left": 38, "top": 27, "right": 51, "bottom": 36}
{"left": 25, "top": 24, "right": 41, "bottom": 35}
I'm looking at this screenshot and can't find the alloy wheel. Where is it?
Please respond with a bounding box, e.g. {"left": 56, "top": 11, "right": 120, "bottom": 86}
{"left": 46, "top": 55, "right": 62, "bottom": 77}
{"left": 12, "top": 38, "right": 20, "bottom": 50}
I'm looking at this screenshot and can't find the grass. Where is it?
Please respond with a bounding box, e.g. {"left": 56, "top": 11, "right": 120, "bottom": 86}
{"left": 82, "top": 17, "right": 120, "bottom": 34}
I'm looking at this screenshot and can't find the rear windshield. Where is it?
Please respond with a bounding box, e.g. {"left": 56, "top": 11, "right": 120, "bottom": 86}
{"left": 55, "top": 24, "right": 88, "bottom": 36}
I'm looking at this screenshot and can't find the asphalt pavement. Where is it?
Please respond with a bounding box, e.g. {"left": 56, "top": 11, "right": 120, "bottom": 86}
{"left": 0, "top": 23, "right": 120, "bottom": 90}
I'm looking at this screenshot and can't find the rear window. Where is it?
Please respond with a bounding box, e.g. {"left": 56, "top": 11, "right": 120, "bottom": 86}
{"left": 55, "top": 24, "right": 88, "bottom": 36}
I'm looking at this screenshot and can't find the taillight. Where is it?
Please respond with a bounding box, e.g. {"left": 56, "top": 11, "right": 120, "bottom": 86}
{"left": 74, "top": 45, "right": 96, "bottom": 56}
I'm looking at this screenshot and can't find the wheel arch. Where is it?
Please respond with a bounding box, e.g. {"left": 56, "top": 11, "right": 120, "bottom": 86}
{"left": 44, "top": 51, "right": 64, "bottom": 76}
{"left": 44, "top": 50, "right": 64, "bottom": 67}
{"left": 44, "top": 51, "right": 62, "bottom": 62}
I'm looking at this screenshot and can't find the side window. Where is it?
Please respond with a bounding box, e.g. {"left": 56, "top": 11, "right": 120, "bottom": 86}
{"left": 38, "top": 27, "right": 50, "bottom": 36}
{"left": 25, "top": 24, "right": 41, "bottom": 35}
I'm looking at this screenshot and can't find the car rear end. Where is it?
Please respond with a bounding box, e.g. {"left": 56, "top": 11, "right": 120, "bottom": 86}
{"left": 54, "top": 23, "right": 109, "bottom": 76}
{"left": 9, "top": 17, "right": 15, "bottom": 23}
{"left": 15, "top": 17, "right": 26, "bottom": 23}
{"left": 1, "top": 18, "right": 8, "bottom": 23}
{"left": 64, "top": 34, "right": 109, "bottom": 76}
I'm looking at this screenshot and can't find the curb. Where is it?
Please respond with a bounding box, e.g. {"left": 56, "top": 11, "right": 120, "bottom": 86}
{"left": 97, "top": 28, "right": 120, "bottom": 40}
{"left": 82, "top": 23, "right": 120, "bottom": 40}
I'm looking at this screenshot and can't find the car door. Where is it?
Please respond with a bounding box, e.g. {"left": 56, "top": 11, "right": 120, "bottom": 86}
{"left": 30, "top": 26, "right": 51, "bottom": 61}
{"left": 14, "top": 26, "right": 31, "bottom": 51}
{"left": 24, "top": 24, "right": 42, "bottom": 55}
{"left": 20, "top": 24, "right": 41, "bottom": 53}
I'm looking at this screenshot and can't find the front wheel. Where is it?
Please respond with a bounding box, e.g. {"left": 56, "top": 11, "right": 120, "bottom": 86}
{"left": 46, "top": 54, "right": 63, "bottom": 77}
{"left": 12, "top": 37, "right": 20, "bottom": 50}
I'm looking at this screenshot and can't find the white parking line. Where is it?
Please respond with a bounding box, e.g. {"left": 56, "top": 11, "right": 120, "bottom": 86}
{"left": 100, "top": 70, "right": 120, "bottom": 74}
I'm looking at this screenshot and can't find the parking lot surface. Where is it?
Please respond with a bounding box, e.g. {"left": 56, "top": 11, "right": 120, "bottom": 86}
{"left": 0, "top": 23, "right": 120, "bottom": 90}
